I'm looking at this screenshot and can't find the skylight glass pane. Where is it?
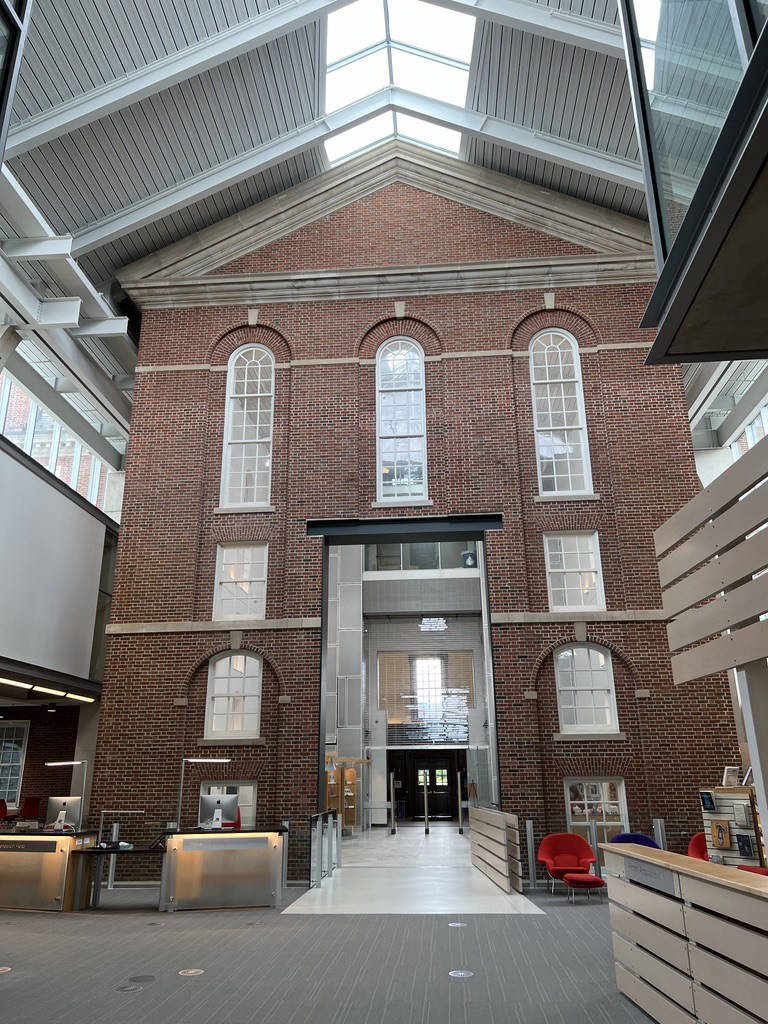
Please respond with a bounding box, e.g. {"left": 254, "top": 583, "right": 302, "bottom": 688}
{"left": 395, "top": 113, "right": 461, "bottom": 153}
{"left": 325, "top": 49, "right": 389, "bottom": 113}
{"left": 391, "top": 50, "right": 469, "bottom": 106}
{"left": 327, "top": 0, "right": 387, "bottom": 64}
{"left": 325, "top": 111, "right": 396, "bottom": 163}
{"left": 388, "top": 0, "right": 476, "bottom": 62}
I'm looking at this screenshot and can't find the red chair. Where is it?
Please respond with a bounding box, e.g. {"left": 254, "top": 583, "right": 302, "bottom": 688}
{"left": 0, "top": 799, "right": 10, "bottom": 822}
{"left": 738, "top": 865, "right": 768, "bottom": 876}
{"left": 15, "top": 796, "right": 41, "bottom": 820}
{"left": 687, "top": 832, "right": 709, "bottom": 860}
{"left": 537, "top": 833, "right": 597, "bottom": 892}
{"left": 222, "top": 808, "right": 241, "bottom": 830}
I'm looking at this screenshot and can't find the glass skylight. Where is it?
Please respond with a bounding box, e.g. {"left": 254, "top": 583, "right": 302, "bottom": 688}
{"left": 324, "top": 0, "right": 475, "bottom": 164}
{"left": 395, "top": 113, "right": 461, "bottom": 154}
{"left": 325, "top": 111, "right": 396, "bottom": 163}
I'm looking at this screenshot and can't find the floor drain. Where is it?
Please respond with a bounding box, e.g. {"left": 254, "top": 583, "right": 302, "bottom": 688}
{"left": 449, "top": 970, "right": 474, "bottom": 978}
{"left": 147, "top": 921, "right": 163, "bottom": 927}
{"left": 448, "top": 922, "right": 467, "bottom": 928}
{"left": 128, "top": 975, "right": 156, "bottom": 983}
{"left": 116, "top": 984, "right": 143, "bottom": 992}
{"left": 179, "top": 969, "right": 205, "bottom": 976}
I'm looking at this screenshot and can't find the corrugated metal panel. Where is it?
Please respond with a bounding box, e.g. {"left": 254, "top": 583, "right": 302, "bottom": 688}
{"left": 13, "top": 0, "right": 290, "bottom": 121}
{"left": 8, "top": 28, "right": 322, "bottom": 235}
{"left": 532, "top": 0, "right": 619, "bottom": 24}
{"left": 78, "top": 149, "right": 326, "bottom": 283}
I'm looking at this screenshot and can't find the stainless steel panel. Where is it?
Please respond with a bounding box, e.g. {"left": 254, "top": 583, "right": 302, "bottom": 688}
{"left": 161, "top": 832, "right": 282, "bottom": 911}
{"left": 0, "top": 835, "right": 70, "bottom": 910}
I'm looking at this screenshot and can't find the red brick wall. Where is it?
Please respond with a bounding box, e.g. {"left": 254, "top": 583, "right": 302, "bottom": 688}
{"left": 96, "top": 185, "right": 739, "bottom": 880}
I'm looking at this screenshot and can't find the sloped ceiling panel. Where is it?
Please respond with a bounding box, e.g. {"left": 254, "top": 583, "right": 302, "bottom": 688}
{"left": 8, "top": 29, "right": 322, "bottom": 235}
{"left": 532, "top": 0, "right": 619, "bottom": 22}
{"left": 78, "top": 149, "right": 327, "bottom": 285}
{"left": 12, "top": 0, "right": 290, "bottom": 120}
{"left": 466, "top": 20, "right": 644, "bottom": 216}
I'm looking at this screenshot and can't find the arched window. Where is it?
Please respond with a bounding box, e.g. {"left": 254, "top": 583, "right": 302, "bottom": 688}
{"left": 555, "top": 645, "right": 618, "bottom": 734}
{"left": 220, "top": 345, "right": 274, "bottom": 507}
{"left": 205, "top": 652, "right": 262, "bottom": 739}
{"left": 376, "top": 338, "right": 427, "bottom": 501}
{"left": 529, "top": 330, "right": 592, "bottom": 494}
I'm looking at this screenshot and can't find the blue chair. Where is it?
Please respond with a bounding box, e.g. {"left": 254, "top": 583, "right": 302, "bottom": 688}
{"left": 610, "top": 832, "right": 660, "bottom": 849}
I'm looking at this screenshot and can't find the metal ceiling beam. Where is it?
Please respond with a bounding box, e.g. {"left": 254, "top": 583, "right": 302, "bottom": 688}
{"left": 0, "top": 249, "right": 81, "bottom": 327}
{"left": 5, "top": 352, "right": 123, "bottom": 469}
{"left": 72, "top": 88, "right": 643, "bottom": 254}
{"left": 7, "top": 0, "right": 626, "bottom": 161}
{"left": 421, "top": 0, "right": 625, "bottom": 58}
{"left": 0, "top": 236, "right": 73, "bottom": 259}
{"left": 687, "top": 360, "right": 739, "bottom": 427}
{"left": 5, "top": 0, "right": 354, "bottom": 158}
{"left": 716, "top": 365, "right": 768, "bottom": 447}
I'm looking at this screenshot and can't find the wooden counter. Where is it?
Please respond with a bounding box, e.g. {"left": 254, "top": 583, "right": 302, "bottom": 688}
{"left": 602, "top": 843, "right": 768, "bottom": 1024}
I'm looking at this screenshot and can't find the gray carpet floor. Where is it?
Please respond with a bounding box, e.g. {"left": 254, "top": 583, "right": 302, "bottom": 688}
{"left": 0, "top": 886, "right": 650, "bottom": 1024}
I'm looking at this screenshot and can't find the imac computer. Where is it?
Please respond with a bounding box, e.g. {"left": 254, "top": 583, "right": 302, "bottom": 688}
{"left": 198, "top": 792, "right": 239, "bottom": 830}
{"left": 44, "top": 796, "right": 82, "bottom": 831}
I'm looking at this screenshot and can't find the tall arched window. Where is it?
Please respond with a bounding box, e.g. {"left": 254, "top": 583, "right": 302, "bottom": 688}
{"left": 554, "top": 645, "right": 618, "bottom": 734}
{"left": 376, "top": 338, "right": 427, "bottom": 501}
{"left": 205, "top": 652, "right": 262, "bottom": 739}
{"left": 529, "top": 330, "right": 592, "bottom": 495}
{"left": 220, "top": 345, "right": 274, "bottom": 507}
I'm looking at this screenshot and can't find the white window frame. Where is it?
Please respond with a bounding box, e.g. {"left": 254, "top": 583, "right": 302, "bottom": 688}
{"left": 212, "top": 543, "right": 268, "bottom": 620}
{"left": 204, "top": 652, "right": 263, "bottom": 740}
{"left": 564, "top": 776, "right": 629, "bottom": 844}
{"left": 200, "top": 780, "right": 258, "bottom": 829}
{"left": 220, "top": 345, "right": 275, "bottom": 508}
{"left": 529, "top": 329, "right": 592, "bottom": 495}
{"left": 0, "top": 720, "right": 30, "bottom": 808}
{"left": 376, "top": 337, "right": 428, "bottom": 502}
{"left": 543, "top": 532, "right": 605, "bottom": 611}
{"left": 554, "top": 644, "right": 619, "bottom": 734}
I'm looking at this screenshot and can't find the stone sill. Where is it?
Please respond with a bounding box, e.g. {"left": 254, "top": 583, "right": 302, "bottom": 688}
{"left": 214, "top": 505, "right": 276, "bottom": 514}
{"left": 371, "top": 499, "right": 434, "bottom": 508}
{"left": 196, "top": 738, "right": 267, "bottom": 747}
{"left": 553, "top": 732, "right": 626, "bottom": 741}
{"left": 533, "top": 493, "right": 601, "bottom": 502}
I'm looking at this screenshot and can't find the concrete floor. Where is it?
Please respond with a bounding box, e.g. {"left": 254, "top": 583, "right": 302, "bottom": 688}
{"left": 0, "top": 827, "right": 648, "bottom": 1024}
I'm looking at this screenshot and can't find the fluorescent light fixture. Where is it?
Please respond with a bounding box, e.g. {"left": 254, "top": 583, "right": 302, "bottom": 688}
{"left": 45, "top": 760, "right": 88, "bottom": 830}
{"left": 65, "top": 693, "right": 96, "bottom": 702}
{"left": 45, "top": 760, "right": 86, "bottom": 766}
{"left": 177, "top": 758, "right": 233, "bottom": 827}
{"left": 0, "top": 678, "right": 32, "bottom": 689}
{"left": 33, "top": 685, "right": 66, "bottom": 697}
{"left": 183, "top": 757, "right": 232, "bottom": 763}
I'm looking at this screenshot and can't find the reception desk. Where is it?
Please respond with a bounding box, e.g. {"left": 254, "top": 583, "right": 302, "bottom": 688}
{"left": 0, "top": 831, "right": 96, "bottom": 911}
{"left": 602, "top": 843, "right": 768, "bottom": 1024}
{"left": 159, "top": 829, "right": 284, "bottom": 912}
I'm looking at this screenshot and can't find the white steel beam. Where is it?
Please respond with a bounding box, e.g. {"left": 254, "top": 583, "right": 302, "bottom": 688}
{"left": 5, "top": 352, "right": 123, "bottom": 469}
{"left": 73, "top": 88, "right": 643, "bottom": 254}
{"left": 6, "top": 0, "right": 625, "bottom": 160}
{"left": 71, "top": 318, "right": 130, "bottom": 338}
{"left": 0, "top": 237, "right": 74, "bottom": 260}
{"left": 0, "top": 249, "right": 81, "bottom": 327}
{"left": 0, "top": 326, "right": 20, "bottom": 374}
{"left": 716, "top": 365, "right": 768, "bottom": 448}
{"left": 422, "top": 0, "right": 624, "bottom": 58}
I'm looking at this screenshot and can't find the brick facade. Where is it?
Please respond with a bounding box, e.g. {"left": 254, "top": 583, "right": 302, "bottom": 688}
{"left": 94, "top": 182, "right": 739, "bottom": 880}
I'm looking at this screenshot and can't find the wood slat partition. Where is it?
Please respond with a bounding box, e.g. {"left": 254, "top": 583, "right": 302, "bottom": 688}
{"left": 469, "top": 807, "right": 523, "bottom": 893}
{"left": 653, "top": 433, "right": 768, "bottom": 684}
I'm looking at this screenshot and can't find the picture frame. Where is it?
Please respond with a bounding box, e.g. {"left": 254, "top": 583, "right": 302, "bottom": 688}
{"left": 711, "top": 819, "right": 731, "bottom": 849}
{"left": 736, "top": 834, "right": 754, "bottom": 858}
{"left": 700, "top": 790, "right": 717, "bottom": 812}
{"left": 722, "top": 765, "right": 740, "bottom": 787}
{"left": 734, "top": 802, "right": 751, "bottom": 827}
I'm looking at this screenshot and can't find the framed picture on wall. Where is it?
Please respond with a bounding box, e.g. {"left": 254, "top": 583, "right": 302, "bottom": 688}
{"left": 722, "top": 766, "right": 739, "bottom": 787}
{"left": 711, "top": 819, "right": 731, "bottom": 849}
{"left": 700, "top": 790, "right": 717, "bottom": 812}
{"left": 736, "top": 834, "right": 754, "bottom": 858}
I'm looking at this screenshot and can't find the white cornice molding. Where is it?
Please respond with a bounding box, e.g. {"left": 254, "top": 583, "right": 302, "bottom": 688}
{"left": 122, "top": 254, "right": 656, "bottom": 310}
{"left": 117, "top": 142, "right": 652, "bottom": 290}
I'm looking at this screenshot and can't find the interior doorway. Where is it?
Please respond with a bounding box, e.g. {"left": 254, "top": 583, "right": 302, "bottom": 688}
{"left": 387, "top": 748, "right": 466, "bottom": 822}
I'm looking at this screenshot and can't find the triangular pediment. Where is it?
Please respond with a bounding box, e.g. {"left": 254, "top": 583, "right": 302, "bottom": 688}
{"left": 118, "top": 140, "right": 653, "bottom": 308}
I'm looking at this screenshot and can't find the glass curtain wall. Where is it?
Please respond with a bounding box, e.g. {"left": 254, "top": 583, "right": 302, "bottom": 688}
{"left": 618, "top": 0, "right": 765, "bottom": 257}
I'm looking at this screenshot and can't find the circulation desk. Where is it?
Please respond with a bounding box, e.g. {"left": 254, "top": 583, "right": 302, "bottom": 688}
{"left": 602, "top": 842, "right": 768, "bottom": 1024}
{"left": 0, "top": 830, "right": 96, "bottom": 911}
{"left": 159, "top": 828, "right": 285, "bottom": 912}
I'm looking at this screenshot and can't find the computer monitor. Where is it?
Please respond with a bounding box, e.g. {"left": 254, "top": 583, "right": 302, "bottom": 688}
{"left": 45, "top": 795, "right": 82, "bottom": 831}
{"left": 198, "top": 792, "right": 239, "bottom": 829}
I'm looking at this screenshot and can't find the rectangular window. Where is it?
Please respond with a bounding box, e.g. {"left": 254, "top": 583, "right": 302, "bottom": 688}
{"left": 0, "top": 722, "right": 29, "bottom": 807}
{"left": 200, "top": 781, "right": 257, "bottom": 829}
{"left": 565, "top": 778, "right": 628, "bottom": 846}
{"left": 544, "top": 533, "right": 604, "bottom": 610}
{"left": 213, "top": 544, "right": 268, "bottom": 620}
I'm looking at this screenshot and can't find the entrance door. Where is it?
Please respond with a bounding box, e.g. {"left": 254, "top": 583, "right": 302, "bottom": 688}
{"left": 414, "top": 755, "right": 453, "bottom": 819}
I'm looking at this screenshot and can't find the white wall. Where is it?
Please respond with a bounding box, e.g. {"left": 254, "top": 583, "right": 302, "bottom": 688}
{"left": 0, "top": 451, "right": 105, "bottom": 679}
